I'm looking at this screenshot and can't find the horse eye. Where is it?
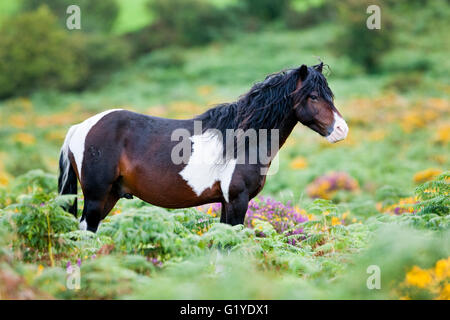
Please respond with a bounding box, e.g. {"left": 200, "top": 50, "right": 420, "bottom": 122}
{"left": 310, "top": 95, "right": 318, "bottom": 101}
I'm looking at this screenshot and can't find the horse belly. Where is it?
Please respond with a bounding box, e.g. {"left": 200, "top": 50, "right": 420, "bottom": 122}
{"left": 118, "top": 151, "right": 223, "bottom": 208}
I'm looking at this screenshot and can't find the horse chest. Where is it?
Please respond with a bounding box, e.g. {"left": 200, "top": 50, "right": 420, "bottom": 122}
{"left": 179, "top": 132, "right": 236, "bottom": 203}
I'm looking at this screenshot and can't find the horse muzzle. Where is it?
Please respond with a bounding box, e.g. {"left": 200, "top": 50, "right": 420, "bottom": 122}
{"left": 326, "top": 112, "right": 348, "bottom": 143}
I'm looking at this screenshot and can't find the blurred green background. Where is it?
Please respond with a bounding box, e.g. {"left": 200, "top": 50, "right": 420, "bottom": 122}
{"left": 0, "top": 0, "right": 449, "bottom": 300}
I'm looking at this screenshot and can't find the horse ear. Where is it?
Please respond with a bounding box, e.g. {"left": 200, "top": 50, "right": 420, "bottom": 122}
{"left": 315, "top": 62, "right": 323, "bottom": 73}
{"left": 298, "top": 64, "right": 308, "bottom": 81}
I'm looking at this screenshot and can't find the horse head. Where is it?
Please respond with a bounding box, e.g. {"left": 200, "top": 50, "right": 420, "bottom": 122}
{"left": 293, "top": 63, "right": 348, "bottom": 143}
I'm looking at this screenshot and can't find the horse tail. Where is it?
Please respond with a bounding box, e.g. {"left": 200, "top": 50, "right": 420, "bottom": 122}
{"left": 58, "top": 125, "right": 78, "bottom": 217}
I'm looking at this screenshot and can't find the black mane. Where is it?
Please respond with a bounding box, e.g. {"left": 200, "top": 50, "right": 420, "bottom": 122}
{"left": 196, "top": 63, "right": 334, "bottom": 135}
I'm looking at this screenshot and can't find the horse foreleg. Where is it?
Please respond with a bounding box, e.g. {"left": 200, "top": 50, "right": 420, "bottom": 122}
{"left": 223, "top": 191, "right": 249, "bottom": 226}
{"left": 220, "top": 201, "right": 227, "bottom": 223}
{"left": 81, "top": 199, "right": 104, "bottom": 233}
{"left": 103, "top": 191, "right": 120, "bottom": 217}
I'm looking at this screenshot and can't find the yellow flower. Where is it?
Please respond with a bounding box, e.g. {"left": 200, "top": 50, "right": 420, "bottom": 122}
{"left": 376, "top": 202, "right": 383, "bottom": 211}
{"left": 169, "top": 101, "right": 203, "bottom": 118}
{"left": 196, "top": 85, "right": 214, "bottom": 96}
{"left": 368, "top": 129, "right": 387, "bottom": 141}
{"left": 405, "top": 266, "right": 433, "bottom": 288}
{"left": 435, "top": 124, "right": 450, "bottom": 144}
{"left": 111, "top": 209, "right": 121, "bottom": 216}
{"left": 45, "top": 130, "right": 66, "bottom": 143}
{"left": 436, "top": 283, "right": 450, "bottom": 300}
{"left": 37, "top": 264, "right": 44, "bottom": 276}
{"left": 331, "top": 217, "right": 341, "bottom": 226}
{"left": 400, "top": 257, "right": 450, "bottom": 299}
{"left": 380, "top": 197, "right": 418, "bottom": 215}
{"left": 413, "top": 168, "right": 442, "bottom": 183}
{"left": 434, "top": 258, "right": 450, "bottom": 280}
{"left": 295, "top": 206, "right": 306, "bottom": 214}
{"left": 431, "top": 155, "right": 446, "bottom": 165}
{"left": 0, "top": 171, "right": 10, "bottom": 186}
{"left": 11, "top": 132, "right": 36, "bottom": 145}
{"left": 8, "top": 114, "right": 27, "bottom": 128}
{"left": 401, "top": 112, "right": 425, "bottom": 133}
{"left": 290, "top": 156, "right": 308, "bottom": 170}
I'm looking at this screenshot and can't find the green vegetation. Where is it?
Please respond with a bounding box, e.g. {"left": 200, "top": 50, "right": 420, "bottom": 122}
{"left": 0, "top": 0, "right": 448, "bottom": 300}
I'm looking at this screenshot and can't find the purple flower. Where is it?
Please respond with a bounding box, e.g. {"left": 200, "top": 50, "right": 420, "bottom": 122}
{"left": 149, "top": 257, "right": 163, "bottom": 267}
{"left": 197, "top": 196, "right": 308, "bottom": 246}
{"left": 66, "top": 261, "right": 72, "bottom": 272}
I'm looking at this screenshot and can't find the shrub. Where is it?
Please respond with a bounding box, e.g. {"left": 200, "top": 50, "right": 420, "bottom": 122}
{"left": 383, "top": 72, "right": 424, "bottom": 94}
{"left": 284, "top": 0, "right": 337, "bottom": 29}
{"left": 0, "top": 190, "right": 78, "bottom": 263}
{"left": 148, "top": 0, "right": 235, "bottom": 46}
{"left": 0, "top": 6, "right": 87, "bottom": 98}
{"left": 98, "top": 207, "right": 206, "bottom": 259}
{"left": 0, "top": 5, "right": 132, "bottom": 97}
{"left": 415, "top": 172, "right": 449, "bottom": 216}
{"left": 74, "top": 33, "right": 132, "bottom": 86}
{"left": 380, "top": 49, "right": 431, "bottom": 73}
{"left": 240, "top": 0, "right": 289, "bottom": 22}
{"left": 334, "top": 0, "right": 394, "bottom": 73}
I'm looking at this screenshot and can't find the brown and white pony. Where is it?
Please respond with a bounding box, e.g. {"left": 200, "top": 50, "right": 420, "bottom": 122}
{"left": 58, "top": 63, "right": 348, "bottom": 232}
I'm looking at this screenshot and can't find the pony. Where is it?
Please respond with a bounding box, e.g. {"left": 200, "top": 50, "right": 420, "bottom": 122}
{"left": 58, "top": 63, "right": 348, "bottom": 232}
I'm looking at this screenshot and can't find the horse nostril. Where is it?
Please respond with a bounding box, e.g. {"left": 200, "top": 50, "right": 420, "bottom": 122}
{"left": 327, "top": 126, "right": 334, "bottom": 136}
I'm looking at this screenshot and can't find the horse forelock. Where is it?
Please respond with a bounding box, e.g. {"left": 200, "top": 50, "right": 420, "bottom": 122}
{"left": 293, "top": 66, "right": 334, "bottom": 106}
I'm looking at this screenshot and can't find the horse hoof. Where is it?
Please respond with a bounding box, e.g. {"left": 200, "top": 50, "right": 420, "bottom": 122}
{"left": 122, "top": 193, "right": 133, "bottom": 199}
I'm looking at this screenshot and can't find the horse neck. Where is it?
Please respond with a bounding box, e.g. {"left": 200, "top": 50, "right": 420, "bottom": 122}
{"left": 257, "top": 111, "right": 297, "bottom": 164}
{"left": 276, "top": 111, "right": 298, "bottom": 149}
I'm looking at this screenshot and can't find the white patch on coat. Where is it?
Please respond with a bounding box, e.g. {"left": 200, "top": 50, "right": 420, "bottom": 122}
{"left": 326, "top": 112, "right": 349, "bottom": 143}
{"left": 79, "top": 219, "right": 87, "bottom": 231}
{"left": 68, "top": 109, "right": 123, "bottom": 178}
{"left": 179, "top": 131, "right": 237, "bottom": 202}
